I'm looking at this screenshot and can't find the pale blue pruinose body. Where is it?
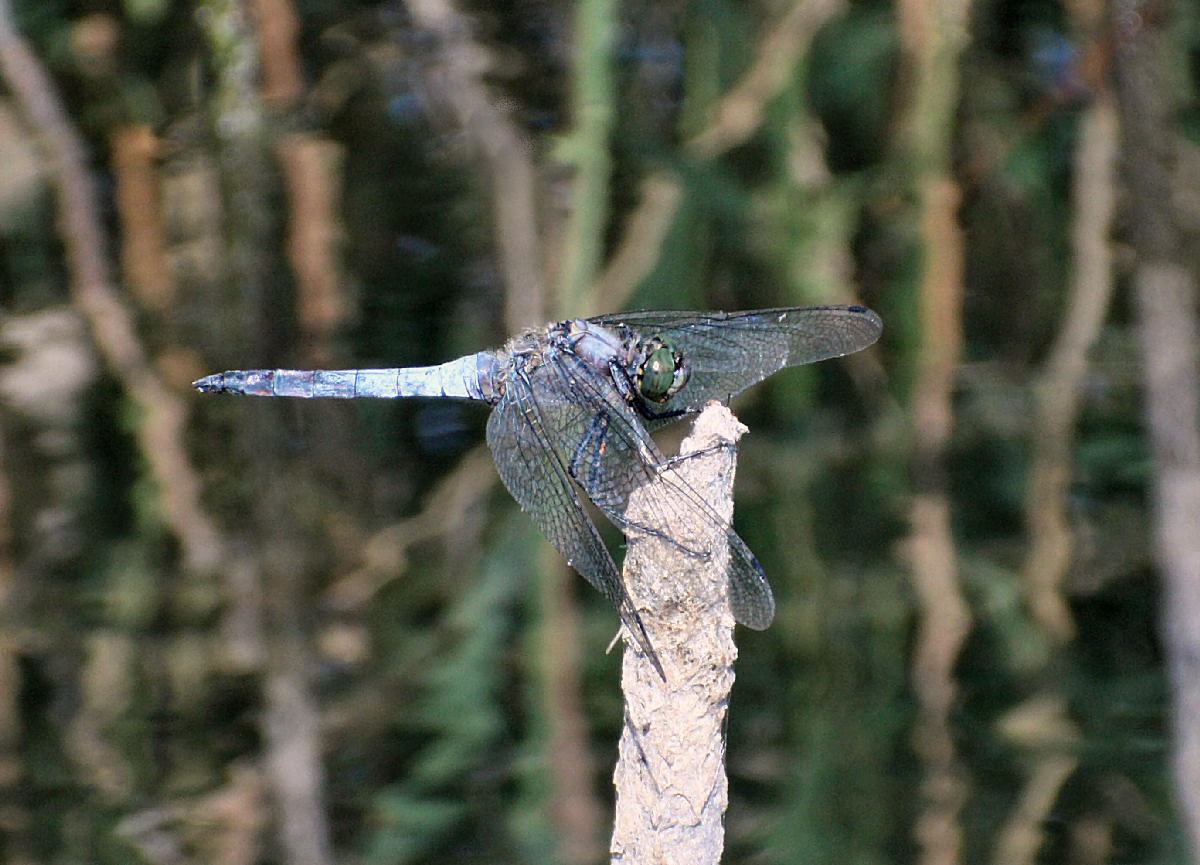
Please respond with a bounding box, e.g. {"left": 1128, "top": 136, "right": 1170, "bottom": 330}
{"left": 195, "top": 306, "right": 882, "bottom": 677}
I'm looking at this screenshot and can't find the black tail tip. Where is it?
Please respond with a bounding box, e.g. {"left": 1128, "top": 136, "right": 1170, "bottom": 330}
{"left": 192, "top": 374, "right": 224, "bottom": 392}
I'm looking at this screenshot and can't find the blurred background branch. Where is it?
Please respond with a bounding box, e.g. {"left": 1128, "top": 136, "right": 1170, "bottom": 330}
{"left": 1113, "top": 3, "right": 1200, "bottom": 857}
{"left": 897, "top": 1, "right": 971, "bottom": 864}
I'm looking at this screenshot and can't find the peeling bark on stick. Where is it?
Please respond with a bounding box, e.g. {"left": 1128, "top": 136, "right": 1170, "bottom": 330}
{"left": 611, "top": 402, "right": 744, "bottom": 865}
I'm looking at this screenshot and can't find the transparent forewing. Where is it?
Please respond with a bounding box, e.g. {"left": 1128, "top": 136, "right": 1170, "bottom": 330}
{"left": 528, "top": 346, "right": 776, "bottom": 630}
{"left": 588, "top": 305, "right": 882, "bottom": 416}
{"left": 484, "top": 379, "right": 663, "bottom": 675}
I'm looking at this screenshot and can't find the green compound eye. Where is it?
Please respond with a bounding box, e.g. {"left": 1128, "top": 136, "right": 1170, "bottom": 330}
{"left": 637, "top": 338, "right": 688, "bottom": 403}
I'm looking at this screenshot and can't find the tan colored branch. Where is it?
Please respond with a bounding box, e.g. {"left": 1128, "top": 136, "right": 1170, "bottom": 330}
{"left": 907, "top": 492, "right": 970, "bottom": 865}
{"left": 588, "top": 173, "right": 682, "bottom": 316}
{"left": 992, "top": 697, "right": 1081, "bottom": 865}
{"left": 111, "top": 126, "right": 175, "bottom": 312}
{"left": 1021, "top": 97, "right": 1117, "bottom": 644}
{"left": 898, "top": 0, "right": 972, "bottom": 862}
{"left": 263, "top": 668, "right": 330, "bottom": 865}
{"left": 0, "top": 423, "right": 19, "bottom": 854}
{"left": 1114, "top": 8, "right": 1200, "bottom": 857}
{"left": 324, "top": 445, "right": 497, "bottom": 611}
{"left": 686, "top": 0, "right": 845, "bottom": 160}
{"left": 611, "top": 403, "right": 744, "bottom": 865}
{"left": 249, "top": 0, "right": 303, "bottom": 109}
{"left": 276, "top": 134, "right": 346, "bottom": 365}
{"left": 907, "top": 175, "right": 968, "bottom": 865}
{"left": 539, "top": 548, "right": 604, "bottom": 865}
{"left": 117, "top": 763, "right": 267, "bottom": 865}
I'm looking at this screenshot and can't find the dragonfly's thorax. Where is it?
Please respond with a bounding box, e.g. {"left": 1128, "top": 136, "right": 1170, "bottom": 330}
{"left": 562, "top": 319, "right": 632, "bottom": 371}
{"left": 497, "top": 323, "right": 588, "bottom": 391}
{"left": 496, "top": 320, "right": 628, "bottom": 392}
{"left": 548, "top": 318, "right": 691, "bottom": 405}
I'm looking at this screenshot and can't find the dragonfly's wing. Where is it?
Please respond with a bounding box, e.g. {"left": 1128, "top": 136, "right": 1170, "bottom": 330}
{"left": 485, "top": 382, "right": 665, "bottom": 676}
{"left": 725, "top": 532, "right": 774, "bottom": 629}
{"left": 526, "top": 348, "right": 775, "bottom": 629}
{"left": 588, "top": 305, "right": 881, "bottom": 417}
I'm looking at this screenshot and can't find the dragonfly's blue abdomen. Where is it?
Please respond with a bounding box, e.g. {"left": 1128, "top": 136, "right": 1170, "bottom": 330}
{"left": 193, "top": 352, "right": 501, "bottom": 402}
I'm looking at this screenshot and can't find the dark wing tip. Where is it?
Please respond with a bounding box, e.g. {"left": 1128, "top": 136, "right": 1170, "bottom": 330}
{"left": 836, "top": 305, "right": 883, "bottom": 351}
{"left": 847, "top": 304, "right": 883, "bottom": 330}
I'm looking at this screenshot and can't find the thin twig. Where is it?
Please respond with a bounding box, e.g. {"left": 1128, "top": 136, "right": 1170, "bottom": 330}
{"left": 897, "top": 0, "right": 973, "bottom": 862}
{"left": 323, "top": 445, "right": 497, "bottom": 611}
{"left": 1020, "top": 95, "right": 1117, "bottom": 644}
{"left": 992, "top": 697, "right": 1081, "bottom": 865}
{"left": 686, "top": 0, "right": 845, "bottom": 159}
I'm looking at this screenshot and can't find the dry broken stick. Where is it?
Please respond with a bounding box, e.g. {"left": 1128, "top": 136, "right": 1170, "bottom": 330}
{"left": 611, "top": 402, "right": 745, "bottom": 865}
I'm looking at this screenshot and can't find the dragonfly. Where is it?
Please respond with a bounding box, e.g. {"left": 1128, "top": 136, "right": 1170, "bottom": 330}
{"left": 195, "top": 305, "right": 882, "bottom": 676}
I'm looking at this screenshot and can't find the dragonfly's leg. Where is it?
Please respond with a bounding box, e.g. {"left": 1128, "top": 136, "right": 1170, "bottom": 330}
{"left": 567, "top": 416, "right": 703, "bottom": 554}
{"left": 568, "top": 413, "right": 610, "bottom": 490}
{"left": 606, "top": 628, "right": 623, "bottom": 654}
{"left": 608, "top": 359, "right": 641, "bottom": 405}
{"left": 654, "top": 441, "right": 737, "bottom": 473}
{"left": 637, "top": 404, "right": 689, "bottom": 423}
{"left": 563, "top": 410, "right": 679, "bottom": 544}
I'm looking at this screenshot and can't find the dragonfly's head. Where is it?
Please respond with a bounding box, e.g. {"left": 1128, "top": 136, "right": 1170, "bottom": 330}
{"left": 635, "top": 336, "right": 690, "bottom": 403}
